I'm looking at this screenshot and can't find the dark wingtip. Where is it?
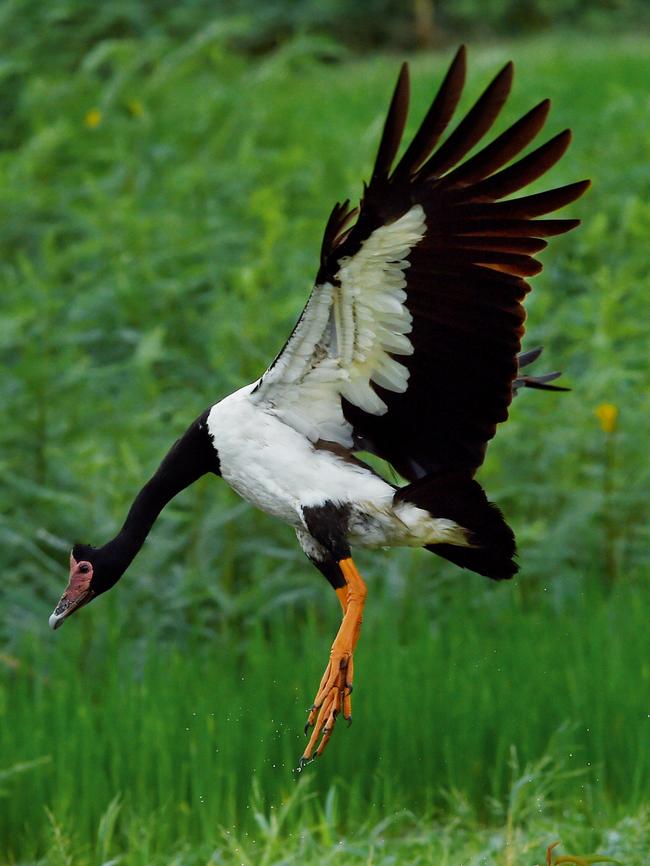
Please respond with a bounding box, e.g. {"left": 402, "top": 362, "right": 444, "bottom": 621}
{"left": 563, "top": 179, "right": 592, "bottom": 207}
{"left": 571, "top": 179, "right": 592, "bottom": 199}
{"left": 371, "top": 61, "right": 410, "bottom": 181}
{"left": 495, "top": 60, "right": 515, "bottom": 95}
{"left": 392, "top": 44, "right": 468, "bottom": 183}
{"left": 419, "top": 53, "right": 515, "bottom": 180}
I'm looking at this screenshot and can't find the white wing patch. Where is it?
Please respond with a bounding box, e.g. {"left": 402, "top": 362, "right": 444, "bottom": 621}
{"left": 335, "top": 204, "right": 425, "bottom": 413}
{"left": 253, "top": 204, "right": 427, "bottom": 446}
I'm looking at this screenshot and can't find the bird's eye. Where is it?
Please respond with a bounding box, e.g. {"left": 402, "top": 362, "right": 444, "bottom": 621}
{"left": 79, "top": 563, "right": 90, "bottom": 574}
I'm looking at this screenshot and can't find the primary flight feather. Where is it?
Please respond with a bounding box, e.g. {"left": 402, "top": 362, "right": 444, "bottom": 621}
{"left": 50, "top": 47, "right": 589, "bottom": 768}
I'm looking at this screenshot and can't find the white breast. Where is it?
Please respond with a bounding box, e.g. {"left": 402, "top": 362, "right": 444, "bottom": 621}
{"left": 206, "top": 385, "right": 396, "bottom": 529}
{"left": 207, "top": 385, "right": 468, "bottom": 551}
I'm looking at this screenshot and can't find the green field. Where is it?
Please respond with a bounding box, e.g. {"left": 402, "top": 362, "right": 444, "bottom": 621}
{"left": 2, "top": 584, "right": 650, "bottom": 864}
{"left": 1, "top": 15, "right": 649, "bottom": 866}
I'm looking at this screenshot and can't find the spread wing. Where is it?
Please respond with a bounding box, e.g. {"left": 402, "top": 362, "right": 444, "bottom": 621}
{"left": 252, "top": 46, "right": 589, "bottom": 479}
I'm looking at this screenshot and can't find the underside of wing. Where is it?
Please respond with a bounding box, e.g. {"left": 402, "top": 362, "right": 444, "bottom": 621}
{"left": 253, "top": 47, "right": 589, "bottom": 478}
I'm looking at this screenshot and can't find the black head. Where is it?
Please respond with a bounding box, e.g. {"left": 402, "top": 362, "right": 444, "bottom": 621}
{"left": 48, "top": 410, "right": 220, "bottom": 631}
{"left": 48, "top": 543, "right": 123, "bottom": 630}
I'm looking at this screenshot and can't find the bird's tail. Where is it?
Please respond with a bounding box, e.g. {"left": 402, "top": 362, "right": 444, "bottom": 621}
{"left": 394, "top": 472, "right": 518, "bottom": 581}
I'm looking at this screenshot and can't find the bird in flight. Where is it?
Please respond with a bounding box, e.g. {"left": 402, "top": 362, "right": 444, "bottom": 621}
{"left": 50, "top": 47, "right": 588, "bottom": 769}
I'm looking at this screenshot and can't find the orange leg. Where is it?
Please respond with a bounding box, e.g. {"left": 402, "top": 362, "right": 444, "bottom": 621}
{"left": 298, "top": 557, "right": 367, "bottom": 770}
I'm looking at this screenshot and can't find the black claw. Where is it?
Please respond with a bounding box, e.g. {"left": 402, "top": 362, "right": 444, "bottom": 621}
{"left": 295, "top": 754, "right": 316, "bottom": 774}
{"left": 346, "top": 716, "right": 353, "bottom": 728}
{"left": 304, "top": 722, "right": 312, "bottom": 736}
{"left": 346, "top": 684, "right": 353, "bottom": 695}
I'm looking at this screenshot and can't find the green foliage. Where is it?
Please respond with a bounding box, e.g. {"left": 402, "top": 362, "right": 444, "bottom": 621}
{"left": 1, "top": 0, "right": 648, "bottom": 73}
{"left": 1, "top": 585, "right": 648, "bottom": 862}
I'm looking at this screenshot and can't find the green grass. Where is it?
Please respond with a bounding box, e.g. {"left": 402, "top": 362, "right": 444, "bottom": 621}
{"left": 1, "top": 15, "right": 649, "bottom": 866}
{"left": 1, "top": 584, "right": 649, "bottom": 864}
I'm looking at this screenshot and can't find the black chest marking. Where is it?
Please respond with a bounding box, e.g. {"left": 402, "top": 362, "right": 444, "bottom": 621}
{"left": 302, "top": 501, "right": 351, "bottom": 563}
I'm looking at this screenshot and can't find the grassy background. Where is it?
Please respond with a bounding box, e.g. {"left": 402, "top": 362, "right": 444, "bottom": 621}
{"left": 2, "top": 585, "right": 649, "bottom": 864}
{"left": 0, "top": 12, "right": 649, "bottom": 866}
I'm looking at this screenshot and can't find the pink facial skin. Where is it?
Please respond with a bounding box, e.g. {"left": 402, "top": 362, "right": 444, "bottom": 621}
{"left": 67, "top": 553, "right": 93, "bottom": 593}
{"left": 49, "top": 554, "right": 95, "bottom": 629}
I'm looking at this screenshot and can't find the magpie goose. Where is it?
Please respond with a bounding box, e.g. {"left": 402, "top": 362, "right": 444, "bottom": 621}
{"left": 49, "top": 47, "right": 589, "bottom": 769}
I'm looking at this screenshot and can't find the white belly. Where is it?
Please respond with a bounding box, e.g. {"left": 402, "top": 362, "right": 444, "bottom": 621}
{"left": 207, "top": 384, "right": 468, "bottom": 549}
{"left": 207, "top": 385, "right": 393, "bottom": 526}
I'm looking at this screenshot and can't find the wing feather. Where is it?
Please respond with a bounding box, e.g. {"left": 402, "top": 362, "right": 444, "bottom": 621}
{"left": 418, "top": 61, "right": 513, "bottom": 179}
{"left": 445, "top": 99, "right": 550, "bottom": 185}
{"left": 393, "top": 45, "right": 466, "bottom": 180}
{"left": 371, "top": 62, "right": 410, "bottom": 181}
{"left": 464, "top": 129, "right": 572, "bottom": 201}
{"left": 253, "top": 50, "right": 588, "bottom": 477}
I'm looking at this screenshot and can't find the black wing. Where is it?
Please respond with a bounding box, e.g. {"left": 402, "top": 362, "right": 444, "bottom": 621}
{"left": 254, "top": 47, "right": 588, "bottom": 477}
{"left": 321, "top": 47, "right": 588, "bottom": 478}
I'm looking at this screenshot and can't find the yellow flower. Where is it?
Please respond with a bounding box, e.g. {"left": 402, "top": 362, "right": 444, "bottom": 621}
{"left": 127, "top": 99, "right": 144, "bottom": 118}
{"left": 595, "top": 403, "right": 618, "bottom": 433}
{"left": 84, "top": 108, "right": 102, "bottom": 129}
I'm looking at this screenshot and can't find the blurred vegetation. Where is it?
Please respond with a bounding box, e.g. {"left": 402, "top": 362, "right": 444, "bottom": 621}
{"left": 2, "top": 0, "right": 649, "bottom": 71}
{"left": 2, "top": 584, "right": 649, "bottom": 862}
{"left": 0, "top": 2, "right": 649, "bottom": 862}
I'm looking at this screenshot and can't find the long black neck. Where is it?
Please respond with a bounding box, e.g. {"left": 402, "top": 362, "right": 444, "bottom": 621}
{"left": 98, "top": 410, "right": 219, "bottom": 578}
